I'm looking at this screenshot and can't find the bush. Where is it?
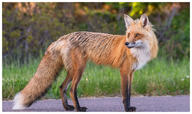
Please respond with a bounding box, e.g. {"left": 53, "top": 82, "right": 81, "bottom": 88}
{"left": 162, "top": 8, "right": 190, "bottom": 59}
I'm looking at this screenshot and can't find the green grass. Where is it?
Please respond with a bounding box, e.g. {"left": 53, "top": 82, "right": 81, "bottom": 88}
{"left": 3, "top": 57, "right": 190, "bottom": 100}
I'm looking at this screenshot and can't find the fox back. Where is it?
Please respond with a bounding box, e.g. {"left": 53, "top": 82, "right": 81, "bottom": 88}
{"left": 49, "top": 32, "right": 128, "bottom": 69}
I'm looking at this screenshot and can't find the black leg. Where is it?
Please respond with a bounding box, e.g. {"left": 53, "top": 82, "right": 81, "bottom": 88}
{"left": 121, "top": 72, "right": 136, "bottom": 112}
{"left": 127, "top": 83, "right": 136, "bottom": 112}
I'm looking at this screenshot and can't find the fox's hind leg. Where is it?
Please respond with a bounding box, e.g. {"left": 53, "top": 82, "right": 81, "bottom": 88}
{"left": 70, "top": 67, "right": 87, "bottom": 112}
{"left": 59, "top": 71, "right": 74, "bottom": 111}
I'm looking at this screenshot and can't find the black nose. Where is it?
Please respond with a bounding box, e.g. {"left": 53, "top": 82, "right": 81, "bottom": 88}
{"left": 125, "top": 42, "right": 129, "bottom": 45}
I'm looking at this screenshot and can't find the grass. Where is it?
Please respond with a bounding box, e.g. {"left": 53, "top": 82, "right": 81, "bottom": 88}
{"left": 2, "top": 57, "right": 190, "bottom": 100}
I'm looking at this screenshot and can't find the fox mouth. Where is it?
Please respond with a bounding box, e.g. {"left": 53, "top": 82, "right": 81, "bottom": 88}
{"left": 125, "top": 40, "right": 144, "bottom": 48}
{"left": 127, "top": 45, "right": 135, "bottom": 48}
{"left": 125, "top": 42, "right": 136, "bottom": 48}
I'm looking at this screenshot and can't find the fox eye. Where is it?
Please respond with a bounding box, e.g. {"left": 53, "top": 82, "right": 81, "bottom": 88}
{"left": 135, "top": 33, "right": 140, "bottom": 37}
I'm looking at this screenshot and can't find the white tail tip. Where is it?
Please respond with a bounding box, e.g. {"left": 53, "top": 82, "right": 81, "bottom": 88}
{"left": 12, "top": 92, "right": 26, "bottom": 110}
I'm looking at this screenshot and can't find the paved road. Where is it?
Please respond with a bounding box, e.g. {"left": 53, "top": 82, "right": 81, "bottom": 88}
{"left": 3, "top": 95, "right": 189, "bottom": 112}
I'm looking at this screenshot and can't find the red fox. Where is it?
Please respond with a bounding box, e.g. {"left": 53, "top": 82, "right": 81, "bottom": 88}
{"left": 12, "top": 14, "right": 158, "bottom": 112}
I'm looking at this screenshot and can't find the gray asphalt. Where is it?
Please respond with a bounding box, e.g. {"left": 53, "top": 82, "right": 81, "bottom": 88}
{"left": 3, "top": 95, "right": 190, "bottom": 112}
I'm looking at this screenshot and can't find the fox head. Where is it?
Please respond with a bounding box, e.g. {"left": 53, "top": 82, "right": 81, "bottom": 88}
{"left": 124, "top": 14, "right": 156, "bottom": 49}
{"left": 124, "top": 14, "right": 158, "bottom": 60}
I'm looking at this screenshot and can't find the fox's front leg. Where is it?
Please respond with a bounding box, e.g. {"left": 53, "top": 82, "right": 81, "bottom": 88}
{"left": 120, "top": 66, "right": 136, "bottom": 112}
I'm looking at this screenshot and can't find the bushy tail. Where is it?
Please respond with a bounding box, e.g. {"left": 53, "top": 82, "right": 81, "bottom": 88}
{"left": 12, "top": 52, "right": 63, "bottom": 110}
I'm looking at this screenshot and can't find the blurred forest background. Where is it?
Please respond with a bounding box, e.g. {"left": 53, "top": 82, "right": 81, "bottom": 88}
{"left": 3, "top": 2, "right": 190, "bottom": 64}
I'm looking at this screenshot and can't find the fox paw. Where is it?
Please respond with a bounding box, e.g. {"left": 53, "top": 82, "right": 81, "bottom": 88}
{"left": 76, "top": 106, "right": 87, "bottom": 112}
{"left": 64, "top": 105, "right": 74, "bottom": 111}
{"left": 127, "top": 106, "right": 136, "bottom": 112}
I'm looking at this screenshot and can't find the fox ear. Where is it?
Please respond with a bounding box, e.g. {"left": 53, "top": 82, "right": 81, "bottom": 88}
{"left": 140, "top": 14, "right": 149, "bottom": 27}
{"left": 124, "top": 14, "right": 134, "bottom": 28}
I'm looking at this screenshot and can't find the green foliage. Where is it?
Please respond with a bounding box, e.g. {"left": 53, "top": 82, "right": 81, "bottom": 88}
{"left": 162, "top": 8, "right": 190, "bottom": 59}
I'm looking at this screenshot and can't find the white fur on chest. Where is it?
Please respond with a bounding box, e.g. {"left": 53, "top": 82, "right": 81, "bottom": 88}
{"left": 130, "top": 47, "right": 151, "bottom": 70}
